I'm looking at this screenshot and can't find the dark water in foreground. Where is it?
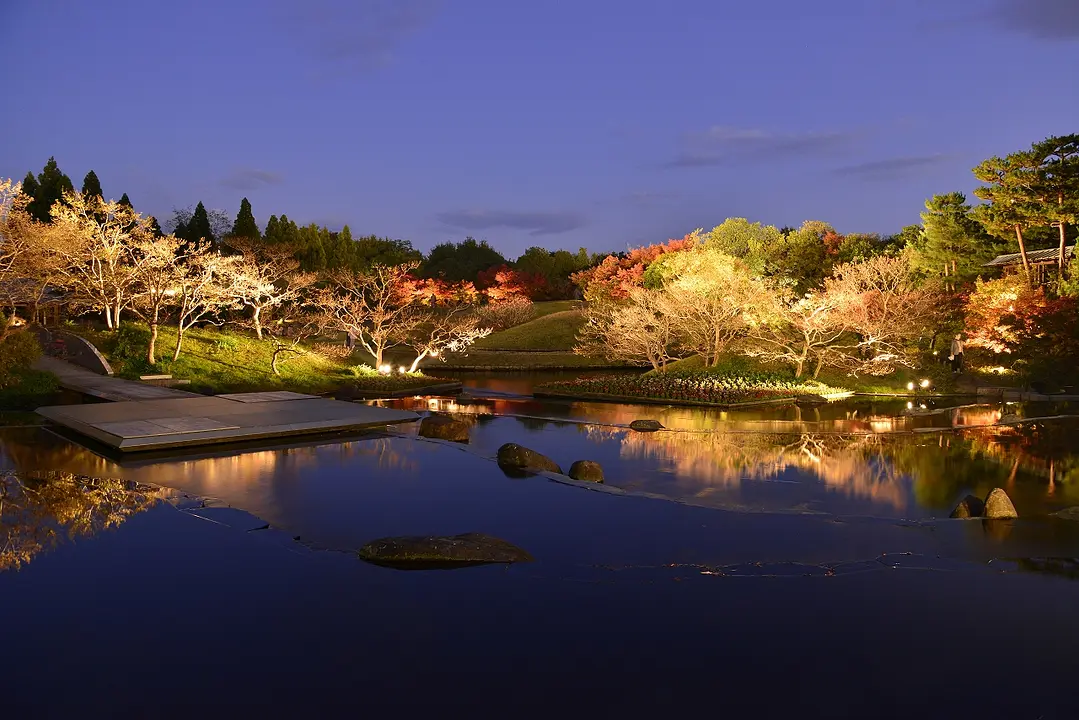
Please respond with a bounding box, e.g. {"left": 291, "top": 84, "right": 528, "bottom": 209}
{"left": 3, "top": 381, "right": 1079, "bottom": 717}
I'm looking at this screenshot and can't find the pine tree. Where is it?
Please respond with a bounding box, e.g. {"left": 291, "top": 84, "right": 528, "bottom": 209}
{"left": 118, "top": 192, "right": 133, "bottom": 208}
{"left": 263, "top": 215, "right": 280, "bottom": 243}
{"left": 148, "top": 216, "right": 165, "bottom": 237}
{"left": 265, "top": 214, "right": 299, "bottom": 246}
{"left": 21, "top": 171, "right": 39, "bottom": 200}
{"left": 916, "top": 193, "right": 1003, "bottom": 286}
{"left": 81, "top": 170, "right": 103, "bottom": 199}
{"left": 187, "top": 201, "right": 215, "bottom": 247}
{"left": 27, "top": 157, "right": 74, "bottom": 223}
{"left": 230, "top": 197, "right": 261, "bottom": 240}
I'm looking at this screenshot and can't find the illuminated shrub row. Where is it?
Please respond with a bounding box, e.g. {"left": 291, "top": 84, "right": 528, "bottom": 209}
{"left": 538, "top": 371, "right": 845, "bottom": 405}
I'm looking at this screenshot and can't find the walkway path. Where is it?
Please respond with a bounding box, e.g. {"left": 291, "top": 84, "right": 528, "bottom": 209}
{"left": 33, "top": 356, "right": 200, "bottom": 401}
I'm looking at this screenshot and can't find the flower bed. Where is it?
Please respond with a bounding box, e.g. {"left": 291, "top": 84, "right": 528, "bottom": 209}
{"left": 535, "top": 371, "right": 848, "bottom": 407}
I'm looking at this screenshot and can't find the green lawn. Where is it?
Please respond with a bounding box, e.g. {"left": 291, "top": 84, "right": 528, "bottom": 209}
{"left": 474, "top": 309, "right": 586, "bottom": 351}
{"left": 527, "top": 300, "right": 581, "bottom": 320}
{"left": 76, "top": 323, "right": 447, "bottom": 395}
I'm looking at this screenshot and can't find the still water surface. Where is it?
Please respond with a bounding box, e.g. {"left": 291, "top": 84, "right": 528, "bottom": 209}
{"left": 3, "top": 374, "right": 1079, "bottom": 716}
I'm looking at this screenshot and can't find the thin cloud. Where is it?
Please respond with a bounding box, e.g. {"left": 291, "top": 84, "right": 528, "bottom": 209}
{"left": 834, "top": 154, "right": 951, "bottom": 181}
{"left": 664, "top": 126, "right": 856, "bottom": 169}
{"left": 283, "top": 0, "right": 440, "bottom": 72}
{"left": 220, "top": 168, "right": 284, "bottom": 190}
{"left": 436, "top": 209, "right": 588, "bottom": 236}
{"left": 989, "top": 0, "right": 1079, "bottom": 40}
{"left": 622, "top": 191, "right": 680, "bottom": 207}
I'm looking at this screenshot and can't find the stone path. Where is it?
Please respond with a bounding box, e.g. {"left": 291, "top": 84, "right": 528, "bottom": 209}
{"left": 33, "top": 356, "right": 199, "bottom": 401}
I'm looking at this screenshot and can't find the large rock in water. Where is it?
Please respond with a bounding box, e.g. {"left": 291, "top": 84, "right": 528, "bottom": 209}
{"left": 358, "top": 533, "right": 533, "bottom": 568}
{"left": 496, "top": 443, "right": 562, "bottom": 474}
{"left": 418, "top": 414, "right": 470, "bottom": 443}
{"left": 983, "top": 488, "right": 1019, "bottom": 519}
{"left": 568, "top": 460, "right": 605, "bottom": 483}
{"left": 949, "top": 494, "right": 985, "bottom": 519}
{"left": 629, "top": 419, "right": 664, "bottom": 432}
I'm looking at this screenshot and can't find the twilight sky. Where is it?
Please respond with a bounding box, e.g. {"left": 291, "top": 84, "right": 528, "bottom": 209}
{"left": 2, "top": 0, "right": 1077, "bottom": 256}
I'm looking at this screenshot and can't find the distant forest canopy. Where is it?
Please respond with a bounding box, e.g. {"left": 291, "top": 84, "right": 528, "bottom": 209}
{"left": 14, "top": 134, "right": 1077, "bottom": 301}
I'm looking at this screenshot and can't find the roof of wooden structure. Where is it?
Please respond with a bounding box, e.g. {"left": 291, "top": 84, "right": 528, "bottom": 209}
{"left": 983, "top": 245, "right": 1075, "bottom": 267}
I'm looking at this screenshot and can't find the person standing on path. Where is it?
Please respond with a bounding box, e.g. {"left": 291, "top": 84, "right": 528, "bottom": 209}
{"left": 950, "top": 334, "right": 965, "bottom": 374}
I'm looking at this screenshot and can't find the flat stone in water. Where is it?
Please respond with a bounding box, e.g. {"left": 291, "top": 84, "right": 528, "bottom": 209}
{"left": 418, "top": 414, "right": 470, "bottom": 443}
{"left": 358, "top": 532, "right": 534, "bottom": 569}
{"left": 496, "top": 443, "right": 562, "bottom": 474}
{"left": 629, "top": 419, "right": 664, "bottom": 432}
{"left": 568, "top": 460, "right": 605, "bottom": 483}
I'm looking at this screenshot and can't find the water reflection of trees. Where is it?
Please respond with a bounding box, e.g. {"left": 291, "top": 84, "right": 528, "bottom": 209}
{"left": 0, "top": 470, "right": 163, "bottom": 571}
{"left": 594, "top": 419, "right": 1079, "bottom": 514}
{"left": 382, "top": 396, "right": 1008, "bottom": 435}
{"left": 606, "top": 429, "right": 909, "bottom": 510}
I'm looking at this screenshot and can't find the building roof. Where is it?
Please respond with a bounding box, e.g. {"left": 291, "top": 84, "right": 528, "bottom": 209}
{"left": 983, "top": 245, "right": 1075, "bottom": 267}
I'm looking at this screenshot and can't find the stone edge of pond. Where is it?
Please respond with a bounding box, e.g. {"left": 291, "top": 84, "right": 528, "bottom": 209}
{"left": 341, "top": 381, "right": 464, "bottom": 400}
{"left": 163, "top": 489, "right": 325, "bottom": 555}
{"left": 532, "top": 389, "right": 802, "bottom": 409}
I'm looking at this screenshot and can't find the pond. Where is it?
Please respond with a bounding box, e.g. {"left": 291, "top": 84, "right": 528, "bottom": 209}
{"left": 4, "top": 372, "right": 1079, "bottom": 716}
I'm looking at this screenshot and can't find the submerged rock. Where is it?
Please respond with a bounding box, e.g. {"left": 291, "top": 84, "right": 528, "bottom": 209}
{"left": 568, "top": 460, "right": 605, "bottom": 483}
{"left": 629, "top": 419, "right": 664, "bottom": 432}
{"left": 418, "top": 414, "right": 470, "bottom": 443}
{"left": 949, "top": 494, "right": 985, "bottom": 519}
{"left": 1052, "top": 506, "right": 1079, "bottom": 522}
{"left": 983, "top": 488, "right": 1018, "bottom": 519}
{"left": 496, "top": 443, "right": 562, "bottom": 474}
{"left": 358, "top": 532, "right": 534, "bottom": 568}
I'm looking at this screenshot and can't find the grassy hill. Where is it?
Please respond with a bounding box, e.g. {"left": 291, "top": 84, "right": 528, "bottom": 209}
{"left": 474, "top": 309, "right": 586, "bottom": 351}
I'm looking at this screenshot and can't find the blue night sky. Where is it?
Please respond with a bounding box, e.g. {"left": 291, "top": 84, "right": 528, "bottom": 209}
{"left": 2, "top": 0, "right": 1077, "bottom": 256}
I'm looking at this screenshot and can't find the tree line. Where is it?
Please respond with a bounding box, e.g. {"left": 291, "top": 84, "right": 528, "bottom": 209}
{"left": 574, "top": 134, "right": 1079, "bottom": 383}
{"left": 13, "top": 157, "right": 599, "bottom": 300}
{"left": 3, "top": 134, "right": 1076, "bottom": 382}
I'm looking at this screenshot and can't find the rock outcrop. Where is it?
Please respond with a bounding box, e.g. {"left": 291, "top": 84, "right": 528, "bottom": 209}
{"left": 418, "top": 414, "right": 470, "bottom": 443}
{"left": 568, "top": 460, "right": 605, "bottom": 483}
{"left": 629, "top": 419, "right": 664, "bottom": 432}
{"left": 496, "top": 443, "right": 562, "bottom": 474}
{"left": 983, "top": 488, "right": 1018, "bottom": 519}
{"left": 949, "top": 494, "right": 985, "bottom": 519}
{"left": 358, "top": 532, "right": 534, "bottom": 568}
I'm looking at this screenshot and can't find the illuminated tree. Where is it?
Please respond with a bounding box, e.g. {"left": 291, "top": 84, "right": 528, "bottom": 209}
{"left": 172, "top": 249, "right": 239, "bottom": 361}
{"left": 577, "top": 288, "right": 679, "bottom": 371}
{"left": 405, "top": 305, "right": 492, "bottom": 372}
{"left": 824, "top": 253, "right": 944, "bottom": 375}
{"left": 49, "top": 190, "right": 156, "bottom": 329}
{"left": 130, "top": 234, "right": 186, "bottom": 364}
{"left": 314, "top": 263, "right": 420, "bottom": 368}
{"left": 226, "top": 238, "right": 316, "bottom": 340}
{"left": 746, "top": 290, "right": 848, "bottom": 378}
{"left": 649, "top": 246, "right": 769, "bottom": 366}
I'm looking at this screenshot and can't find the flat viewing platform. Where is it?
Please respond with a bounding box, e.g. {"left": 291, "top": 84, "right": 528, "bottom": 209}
{"left": 37, "top": 391, "right": 419, "bottom": 452}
